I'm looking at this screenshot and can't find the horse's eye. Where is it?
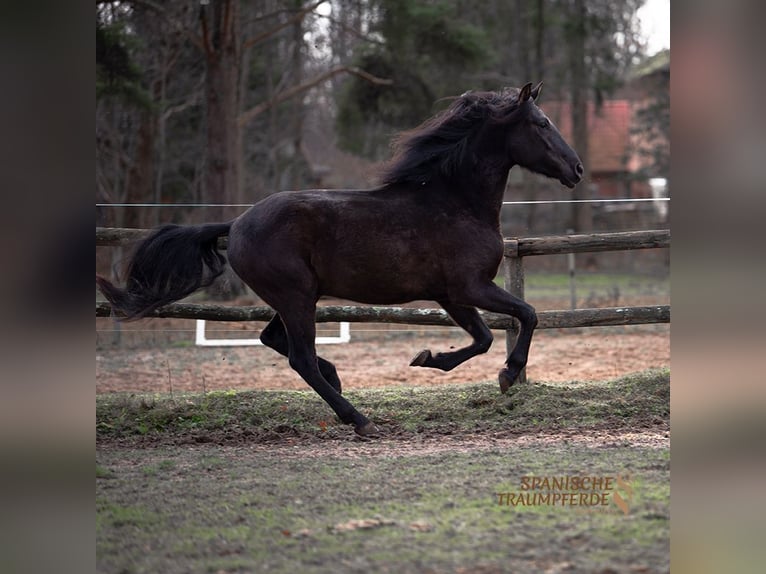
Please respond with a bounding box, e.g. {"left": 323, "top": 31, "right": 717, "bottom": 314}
{"left": 539, "top": 118, "right": 550, "bottom": 129}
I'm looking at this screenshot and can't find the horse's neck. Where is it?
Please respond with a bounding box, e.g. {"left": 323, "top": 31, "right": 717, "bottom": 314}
{"left": 458, "top": 159, "right": 511, "bottom": 225}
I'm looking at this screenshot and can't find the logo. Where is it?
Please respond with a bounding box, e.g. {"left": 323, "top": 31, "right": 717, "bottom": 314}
{"left": 496, "top": 474, "right": 633, "bottom": 515}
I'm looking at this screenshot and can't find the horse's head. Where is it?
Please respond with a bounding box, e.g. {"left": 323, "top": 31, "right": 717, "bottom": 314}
{"left": 503, "top": 82, "right": 584, "bottom": 189}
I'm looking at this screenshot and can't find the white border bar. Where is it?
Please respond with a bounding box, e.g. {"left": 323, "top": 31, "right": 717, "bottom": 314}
{"left": 195, "top": 320, "right": 351, "bottom": 346}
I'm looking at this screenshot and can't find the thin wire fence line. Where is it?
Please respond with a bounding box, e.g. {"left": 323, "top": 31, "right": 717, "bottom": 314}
{"left": 96, "top": 197, "right": 670, "bottom": 208}
{"left": 95, "top": 324, "right": 669, "bottom": 334}
{"left": 95, "top": 328, "right": 468, "bottom": 336}
{"left": 95, "top": 328, "right": 468, "bottom": 333}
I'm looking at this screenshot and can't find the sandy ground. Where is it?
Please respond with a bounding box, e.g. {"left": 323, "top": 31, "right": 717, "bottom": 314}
{"left": 96, "top": 320, "right": 669, "bottom": 394}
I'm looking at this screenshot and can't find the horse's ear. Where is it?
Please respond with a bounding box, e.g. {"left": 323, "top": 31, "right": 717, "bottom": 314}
{"left": 531, "top": 81, "right": 543, "bottom": 101}
{"left": 519, "top": 82, "right": 533, "bottom": 103}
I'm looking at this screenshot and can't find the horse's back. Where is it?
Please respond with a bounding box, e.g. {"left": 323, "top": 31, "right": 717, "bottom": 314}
{"left": 227, "top": 187, "right": 501, "bottom": 305}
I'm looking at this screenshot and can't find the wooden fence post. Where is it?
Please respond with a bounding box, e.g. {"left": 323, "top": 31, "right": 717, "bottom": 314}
{"left": 502, "top": 240, "right": 526, "bottom": 384}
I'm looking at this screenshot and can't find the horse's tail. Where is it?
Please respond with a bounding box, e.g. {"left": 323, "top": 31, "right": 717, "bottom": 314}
{"left": 96, "top": 222, "right": 232, "bottom": 321}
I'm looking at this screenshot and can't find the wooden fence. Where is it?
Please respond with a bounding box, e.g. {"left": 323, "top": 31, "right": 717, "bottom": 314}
{"left": 95, "top": 228, "right": 670, "bottom": 328}
{"left": 97, "top": 227, "right": 669, "bottom": 380}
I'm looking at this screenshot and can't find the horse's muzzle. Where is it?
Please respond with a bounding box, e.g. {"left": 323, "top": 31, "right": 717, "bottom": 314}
{"left": 560, "top": 162, "right": 584, "bottom": 188}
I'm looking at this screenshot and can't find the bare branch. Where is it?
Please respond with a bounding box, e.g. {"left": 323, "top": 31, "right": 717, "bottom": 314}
{"left": 238, "top": 65, "right": 392, "bottom": 128}
{"left": 241, "top": 0, "right": 326, "bottom": 51}
{"left": 319, "top": 13, "right": 384, "bottom": 46}
{"left": 198, "top": 2, "right": 214, "bottom": 58}
{"left": 222, "top": 0, "right": 235, "bottom": 50}
{"left": 161, "top": 87, "right": 204, "bottom": 122}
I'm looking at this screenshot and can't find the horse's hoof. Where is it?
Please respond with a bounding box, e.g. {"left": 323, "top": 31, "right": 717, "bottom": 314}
{"left": 498, "top": 369, "right": 517, "bottom": 394}
{"left": 354, "top": 422, "right": 381, "bottom": 437}
{"left": 410, "top": 349, "right": 432, "bottom": 367}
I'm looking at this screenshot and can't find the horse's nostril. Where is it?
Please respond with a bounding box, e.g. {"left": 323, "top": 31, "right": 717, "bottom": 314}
{"left": 575, "top": 163, "right": 584, "bottom": 177}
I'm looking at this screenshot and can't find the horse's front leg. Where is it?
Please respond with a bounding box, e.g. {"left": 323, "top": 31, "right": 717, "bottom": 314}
{"left": 455, "top": 282, "right": 538, "bottom": 392}
{"left": 410, "top": 302, "right": 493, "bottom": 371}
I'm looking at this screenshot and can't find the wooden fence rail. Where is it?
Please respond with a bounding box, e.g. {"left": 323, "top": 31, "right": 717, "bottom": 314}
{"left": 97, "top": 227, "right": 670, "bottom": 255}
{"left": 96, "top": 301, "right": 669, "bottom": 328}
{"left": 97, "top": 227, "right": 670, "bottom": 381}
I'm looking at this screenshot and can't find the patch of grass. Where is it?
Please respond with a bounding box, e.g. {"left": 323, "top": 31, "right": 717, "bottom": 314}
{"left": 525, "top": 272, "right": 669, "bottom": 292}
{"left": 97, "top": 443, "right": 669, "bottom": 573}
{"left": 96, "top": 464, "right": 113, "bottom": 479}
{"left": 96, "top": 368, "right": 669, "bottom": 444}
{"left": 141, "top": 459, "right": 177, "bottom": 476}
{"left": 520, "top": 271, "right": 670, "bottom": 310}
{"left": 97, "top": 500, "right": 164, "bottom": 530}
{"left": 170, "top": 340, "right": 193, "bottom": 348}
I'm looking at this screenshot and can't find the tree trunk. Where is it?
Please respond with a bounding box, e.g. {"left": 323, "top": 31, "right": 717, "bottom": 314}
{"left": 199, "top": 0, "right": 244, "bottom": 298}
{"left": 535, "top": 0, "right": 544, "bottom": 81}
{"left": 287, "top": 0, "right": 306, "bottom": 190}
{"left": 200, "top": 0, "right": 241, "bottom": 223}
{"left": 525, "top": 0, "right": 547, "bottom": 233}
{"left": 568, "top": 0, "right": 592, "bottom": 233}
{"left": 516, "top": 0, "right": 531, "bottom": 82}
{"left": 125, "top": 109, "right": 155, "bottom": 229}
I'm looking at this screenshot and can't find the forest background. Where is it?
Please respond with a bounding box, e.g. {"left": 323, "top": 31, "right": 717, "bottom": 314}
{"left": 96, "top": 0, "right": 668, "bottom": 235}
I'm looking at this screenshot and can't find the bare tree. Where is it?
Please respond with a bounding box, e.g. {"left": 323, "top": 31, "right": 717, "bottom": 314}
{"left": 197, "top": 0, "right": 241, "bottom": 220}
{"left": 567, "top": 0, "right": 592, "bottom": 233}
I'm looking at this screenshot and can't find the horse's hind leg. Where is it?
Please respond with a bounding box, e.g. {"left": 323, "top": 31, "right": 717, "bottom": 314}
{"left": 260, "top": 314, "right": 343, "bottom": 393}
{"left": 410, "top": 302, "right": 493, "bottom": 371}
{"left": 277, "top": 303, "right": 378, "bottom": 436}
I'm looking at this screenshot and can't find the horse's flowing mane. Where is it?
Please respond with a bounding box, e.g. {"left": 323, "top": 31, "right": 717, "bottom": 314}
{"left": 379, "top": 87, "right": 523, "bottom": 186}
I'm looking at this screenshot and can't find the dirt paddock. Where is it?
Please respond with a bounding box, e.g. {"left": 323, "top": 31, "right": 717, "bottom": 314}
{"left": 96, "top": 317, "right": 669, "bottom": 394}
{"left": 97, "top": 318, "right": 670, "bottom": 573}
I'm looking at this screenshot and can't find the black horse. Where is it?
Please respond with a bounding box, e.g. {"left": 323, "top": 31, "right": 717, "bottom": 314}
{"left": 97, "top": 82, "right": 583, "bottom": 436}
